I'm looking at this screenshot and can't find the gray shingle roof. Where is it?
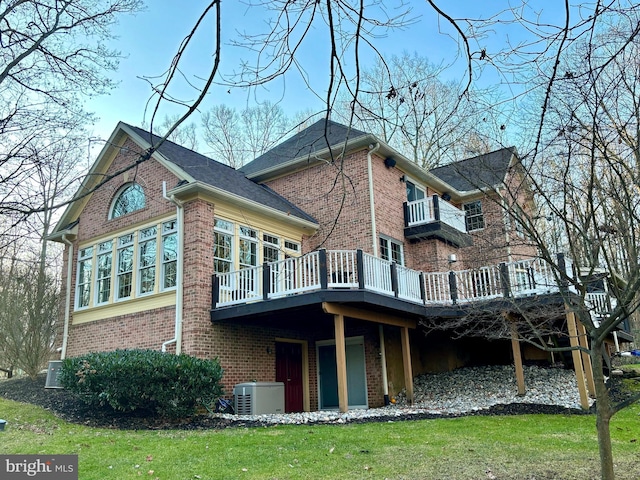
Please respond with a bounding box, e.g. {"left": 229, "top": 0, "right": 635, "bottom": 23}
{"left": 125, "top": 124, "right": 316, "bottom": 224}
{"left": 240, "top": 119, "right": 369, "bottom": 176}
{"left": 429, "top": 147, "right": 517, "bottom": 192}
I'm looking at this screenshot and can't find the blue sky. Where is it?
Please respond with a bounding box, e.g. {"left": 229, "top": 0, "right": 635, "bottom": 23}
{"left": 85, "top": 1, "right": 565, "bottom": 146}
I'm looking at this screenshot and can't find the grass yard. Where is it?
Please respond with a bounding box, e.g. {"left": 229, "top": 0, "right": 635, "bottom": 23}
{"left": 1, "top": 398, "right": 639, "bottom": 480}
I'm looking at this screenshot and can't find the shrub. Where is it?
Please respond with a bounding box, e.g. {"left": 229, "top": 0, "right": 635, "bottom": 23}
{"left": 60, "top": 349, "right": 224, "bottom": 418}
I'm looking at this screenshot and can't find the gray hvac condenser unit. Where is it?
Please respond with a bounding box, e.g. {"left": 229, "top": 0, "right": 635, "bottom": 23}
{"left": 233, "top": 382, "right": 285, "bottom": 415}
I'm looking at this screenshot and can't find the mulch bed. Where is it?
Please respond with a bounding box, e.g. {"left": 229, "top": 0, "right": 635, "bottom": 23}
{"left": 2, "top": 372, "right": 636, "bottom": 431}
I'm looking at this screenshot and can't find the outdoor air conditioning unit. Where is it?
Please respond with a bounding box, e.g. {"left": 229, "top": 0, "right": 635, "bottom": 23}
{"left": 233, "top": 382, "right": 285, "bottom": 415}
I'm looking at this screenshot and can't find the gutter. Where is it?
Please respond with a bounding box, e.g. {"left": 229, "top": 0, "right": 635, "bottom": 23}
{"left": 162, "top": 182, "right": 184, "bottom": 355}
{"left": 60, "top": 234, "right": 74, "bottom": 360}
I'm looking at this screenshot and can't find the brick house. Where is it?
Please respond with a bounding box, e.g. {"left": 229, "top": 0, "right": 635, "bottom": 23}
{"left": 49, "top": 119, "right": 622, "bottom": 413}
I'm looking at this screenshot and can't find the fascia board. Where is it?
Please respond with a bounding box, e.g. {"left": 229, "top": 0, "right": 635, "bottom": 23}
{"left": 169, "top": 181, "right": 319, "bottom": 233}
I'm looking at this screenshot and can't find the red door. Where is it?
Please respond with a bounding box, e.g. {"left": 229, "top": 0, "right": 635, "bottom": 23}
{"left": 275, "top": 342, "right": 304, "bottom": 413}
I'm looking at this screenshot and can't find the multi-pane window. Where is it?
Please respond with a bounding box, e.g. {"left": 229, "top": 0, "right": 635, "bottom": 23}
{"left": 213, "top": 218, "right": 233, "bottom": 273}
{"left": 75, "top": 219, "right": 178, "bottom": 310}
{"left": 110, "top": 183, "right": 145, "bottom": 219}
{"left": 284, "top": 240, "right": 300, "bottom": 253}
{"left": 95, "top": 241, "right": 113, "bottom": 304}
{"left": 263, "top": 234, "right": 280, "bottom": 264}
{"left": 464, "top": 200, "right": 485, "bottom": 231}
{"left": 76, "top": 247, "right": 93, "bottom": 308}
{"left": 214, "top": 217, "right": 300, "bottom": 276}
{"left": 138, "top": 227, "right": 157, "bottom": 295}
{"left": 116, "top": 233, "right": 134, "bottom": 300}
{"left": 162, "top": 220, "right": 178, "bottom": 289}
{"left": 239, "top": 226, "right": 258, "bottom": 269}
{"left": 380, "top": 237, "right": 404, "bottom": 265}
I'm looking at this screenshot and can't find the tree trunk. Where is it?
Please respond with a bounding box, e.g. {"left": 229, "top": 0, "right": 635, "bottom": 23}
{"left": 591, "top": 343, "right": 615, "bottom": 480}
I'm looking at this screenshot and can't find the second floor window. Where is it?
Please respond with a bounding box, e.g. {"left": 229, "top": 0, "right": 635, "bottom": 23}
{"left": 214, "top": 219, "right": 234, "bottom": 274}
{"left": 162, "top": 221, "right": 178, "bottom": 289}
{"left": 75, "top": 218, "right": 178, "bottom": 310}
{"left": 464, "top": 200, "right": 485, "bottom": 231}
{"left": 95, "top": 241, "right": 113, "bottom": 305}
{"left": 138, "top": 227, "right": 157, "bottom": 295}
{"left": 76, "top": 247, "right": 93, "bottom": 308}
{"left": 239, "top": 226, "right": 258, "bottom": 269}
{"left": 116, "top": 233, "right": 134, "bottom": 300}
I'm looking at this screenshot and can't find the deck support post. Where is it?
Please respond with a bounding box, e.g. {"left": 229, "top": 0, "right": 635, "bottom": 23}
{"left": 566, "top": 307, "right": 590, "bottom": 409}
{"left": 509, "top": 319, "right": 526, "bottom": 396}
{"left": 576, "top": 319, "right": 596, "bottom": 397}
{"left": 400, "top": 326, "right": 414, "bottom": 405}
{"left": 333, "top": 313, "right": 349, "bottom": 413}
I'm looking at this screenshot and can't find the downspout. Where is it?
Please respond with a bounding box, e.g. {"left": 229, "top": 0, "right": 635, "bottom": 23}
{"left": 367, "top": 143, "right": 391, "bottom": 402}
{"left": 367, "top": 143, "right": 381, "bottom": 256}
{"left": 60, "top": 235, "right": 74, "bottom": 360}
{"left": 162, "top": 182, "right": 184, "bottom": 355}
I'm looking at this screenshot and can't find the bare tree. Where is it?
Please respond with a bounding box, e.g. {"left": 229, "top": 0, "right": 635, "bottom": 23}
{"left": 419, "top": 6, "right": 640, "bottom": 478}
{"left": 152, "top": 114, "right": 200, "bottom": 152}
{"left": 201, "top": 102, "right": 290, "bottom": 167}
{"left": 0, "top": 0, "right": 142, "bottom": 218}
{"left": 334, "top": 53, "right": 502, "bottom": 168}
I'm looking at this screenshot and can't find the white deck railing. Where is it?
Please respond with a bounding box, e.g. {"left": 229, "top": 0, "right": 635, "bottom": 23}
{"left": 586, "top": 292, "right": 616, "bottom": 317}
{"left": 405, "top": 196, "right": 467, "bottom": 233}
{"left": 214, "top": 249, "right": 584, "bottom": 309}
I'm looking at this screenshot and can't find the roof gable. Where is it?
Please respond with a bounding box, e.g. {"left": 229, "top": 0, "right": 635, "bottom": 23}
{"left": 429, "top": 147, "right": 517, "bottom": 192}
{"left": 51, "top": 123, "right": 316, "bottom": 239}
{"left": 123, "top": 124, "right": 316, "bottom": 224}
{"left": 241, "top": 119, "right": 369, "bottom": 177}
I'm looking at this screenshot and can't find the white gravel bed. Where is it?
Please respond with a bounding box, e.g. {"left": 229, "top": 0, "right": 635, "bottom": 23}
{"left": 213, "top": 365, "right": 592, "bottom": 426}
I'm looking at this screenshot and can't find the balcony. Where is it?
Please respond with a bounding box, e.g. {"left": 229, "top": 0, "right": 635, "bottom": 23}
{"left": 211, "top": 249, "right": 573, "bottom": 311}
{"left": 403, "top": 195, "right": 473, "bottom": 247}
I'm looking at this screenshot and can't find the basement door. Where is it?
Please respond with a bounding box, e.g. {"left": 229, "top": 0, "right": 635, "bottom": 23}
{"left": 317, "top": 337, "right": 368, "bottom": 409}
{"left": 275, "top": 342, "right": 304, "bottom": 413}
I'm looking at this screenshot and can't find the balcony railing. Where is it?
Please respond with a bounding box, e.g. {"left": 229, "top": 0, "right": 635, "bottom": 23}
{"left": 405, "top": 195, "right": 467, "bottom": 233}
{"left": 212, "top": 249, "right": 577, "bottom": 309}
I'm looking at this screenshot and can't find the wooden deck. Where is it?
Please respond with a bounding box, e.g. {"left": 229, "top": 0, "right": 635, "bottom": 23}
{"left": 212, "top": 249, "right": 580, "bottom": 310}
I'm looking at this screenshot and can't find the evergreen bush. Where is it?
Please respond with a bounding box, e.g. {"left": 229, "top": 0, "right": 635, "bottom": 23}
{"left": 60, "top": 349, "right": 224, "bottom": 418}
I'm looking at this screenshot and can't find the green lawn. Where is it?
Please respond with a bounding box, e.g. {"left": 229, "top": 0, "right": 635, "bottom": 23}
{"left": 1, "top": 399, "right": 640, "bottom": 479}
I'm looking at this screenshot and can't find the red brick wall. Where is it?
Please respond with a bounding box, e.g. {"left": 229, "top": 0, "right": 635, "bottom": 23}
{"left": 265, "top": 150, "right": 375, "bottom": 253}
{"left": 61, "top": 139, "right": 181, "bottom": 357}
{"left": 76, "top": 138, "right": 177, "bottom": 243}
{"left": 66, "top": 307, "right": 176, "bottom": 355}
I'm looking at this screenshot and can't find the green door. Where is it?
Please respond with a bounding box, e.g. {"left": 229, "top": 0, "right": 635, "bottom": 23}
{"left": 317, "top": 338, "right": 367, "bottom": 409}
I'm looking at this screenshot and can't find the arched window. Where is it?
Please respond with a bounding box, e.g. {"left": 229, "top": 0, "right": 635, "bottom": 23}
{"left": 110, "top": 183, "right": 145, "bottom": 219}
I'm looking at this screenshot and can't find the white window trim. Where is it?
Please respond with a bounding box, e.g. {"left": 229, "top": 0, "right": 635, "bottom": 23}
{"left": 137, "top": 226, "right": 158, "bottom": 297}
{"left": 464, "top": 200, "right": 485, "bottom": 232}
{"left": 73, "top": 218, "right": 177, "bottom": 312}
{"left": 109, "top": 182, "right": 146, "bottom": 220}
{"left": 75, "top": 246, "right": 94, "bottom": 310}
{"left": 94, "top": 240, "right": 114, "bottom": 306}
{"left": 379, "top": 235, "right": 404, "bottom": 266}
{"left": 161, "top": 220, "right": 178, "bottom": 291}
